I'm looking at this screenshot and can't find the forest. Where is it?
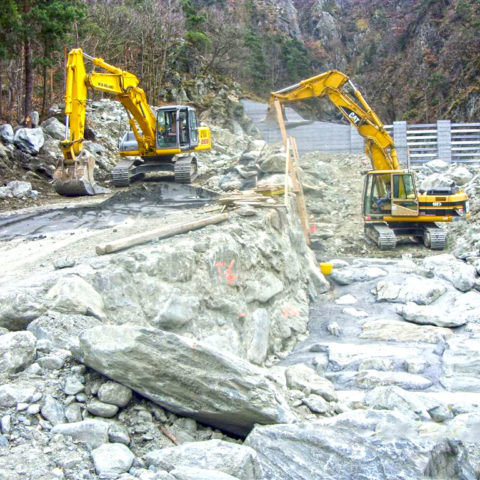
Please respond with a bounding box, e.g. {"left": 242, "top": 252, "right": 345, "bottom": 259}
{"left": 0, "top": 0, "right": 479, "bottom": 125}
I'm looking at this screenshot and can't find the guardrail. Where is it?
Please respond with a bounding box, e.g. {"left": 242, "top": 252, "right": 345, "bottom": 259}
{"left": 385, "top": 121, "right": 480, "bottom": 165}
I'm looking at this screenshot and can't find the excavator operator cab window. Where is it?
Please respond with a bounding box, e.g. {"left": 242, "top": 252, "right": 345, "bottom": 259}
{"left": 156, "top": 107, "right": 191, "bottom": 149}
{"left": 363, "top": 174, "right": 391, "bottom": 216}
{"left": 391, "top": 173, "right": 419, "bottom": 217}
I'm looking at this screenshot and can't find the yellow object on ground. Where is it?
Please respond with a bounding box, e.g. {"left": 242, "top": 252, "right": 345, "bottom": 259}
{"left": 320, "top": 262, "right": 333, "bottom": 275}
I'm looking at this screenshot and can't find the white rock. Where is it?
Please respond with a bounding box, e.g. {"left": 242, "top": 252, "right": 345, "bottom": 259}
{"left": 285, "top": 363, "right": 336, "bottom": 401}
{"left": 14, "top": 127, "right": 45, "bottom": 154}
{"left": 47, "top": 275, "right": 105, "bottom": 320}
{"left": 92, "top": 443, "right": 135, "bottom": 478}
{"left": 0, "top": 331, "right": 37, "bottom": 373}
{"left": 375, "top": 277, "right": 447, "bottom": 305}
{"left": 335, "top": 294, "right": 357, "bottom": 305}
{"left": 360, "top": 319, "right": 452, "bottom": 344}
{"left": 98, "top": 381, "right": 133, "bottom": 408}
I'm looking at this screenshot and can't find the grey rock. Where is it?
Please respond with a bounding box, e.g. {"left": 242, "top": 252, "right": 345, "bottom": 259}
{"left": 0, "top": 124, "right": 14, "bottom": 144}
{"left": 28, "top": 311, "right": 102, "bottom": 352}
{"left": 8, "top": 181, "right": 36, "bottom": 199}
{"left": 303, "top": 394, "right": 330, "bottom": 414}
{"left": 0, "top": 285, "right": 46, "bottom": 331}
{"left": 37, "top": 354, "right": 65, "bottom": 370}
{"left": 87, "top": 399, "right": 119, "bottom": 418}
{"left": 1, "top": 415, "right": 11, "bottom": 434}
{"left": 428, "top": 404, "right": 453, "bottom": 422}
{"left": 397, "top": 302, "right": 468, "bottom": 328}
{"left": 245, "top": 309, "right": 269, "bottom": 365}
{"left": 144, "top": 440, "right": 261, "bottom": 480}
{"left": 423, "top": 254, "right": 476, "bottom": 292}
{"left": 360, "top": 319, "right": 452, "bottom": 344}
{"left": 356, "top": 370, "right": 433, "bottom": 390}
{"left": 375, "top": 277, "right": 447, "bottom": 305}
{"left": 424, "top": 439, "right": 476, "bottom": 480}
{"left": 78, "top": 325, "right": 294, "bottom": 436}
{"left": 65, "top": 403, "right": 83, "bottom": 423}
{"left": 92, "top": 443, "right": 135, "bottom": 478}
{"left": 63, "top": 375, "right": 85, "bottom": 395}
{"left": 108, "top": 423, "right": 130, "bottom": 445}
{"left": 152, "top": 293, "right": 199, "bottom": 330}
{"left": 53, "top": 256, "right": 76, "bottom": 270}
{"left": 0, "top": 330, "right": 36, "bottom": 373}
{"left": 51, "top": 419, "right": 109, "bottom": 448}
{"left": 47, "top": 275, "right": 105, "bottom": 320}
{"left": 98, "top": 381, "right": 133, "bottom": 407}
{"left": 331, "top": 266, "right": 387, "bottom": 285}
{"left": 285, "top": 363, "right": 336, "bottom": 401}
{"left": 14, "top": 127, "right": 45, "bottom": 154}
{"left": 41, "top": 395, "right": 65, "bottom": 426}
{"left": 364, "top": 386, "right": 430, "bottom": 419}
{"left": 170, "top": 467, "right": 240, "bottom": 480}
{"left": 244, "top": 272, "right": 283, "bottom": 303}
{"left": 0, "top": 383, "right": 37, "bottom": 407}
{"left": 451, "top": 166, "right": 473, "bottom": 186}
{"left": 442, "top": 337, "right": 480, "bottom": 391}
{"left": 258, "top": 152, "right": 284, "bottom": 173}
{"left": 245, "top": 411, "right": 475, "bottom": 480}
{"left": 41, "top": 117, "right": 65, "bottom": 140}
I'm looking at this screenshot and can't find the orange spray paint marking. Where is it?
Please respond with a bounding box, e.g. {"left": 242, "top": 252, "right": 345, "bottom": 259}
{"left": 282, "top": 306, "right": 300, "bottom": 319}
{"left": 224, "top": 260, "right": 239, "bottom": 286}
{"left": 310, "top": 223, "right": 318, "bottom": 234}
{"left": 214, "top": 261, "right": 227, "bottom": 282}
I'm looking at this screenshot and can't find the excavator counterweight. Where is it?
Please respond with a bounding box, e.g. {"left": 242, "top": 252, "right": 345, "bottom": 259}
{"left": 54, "top": 48, "right": 211, "bottom": 196}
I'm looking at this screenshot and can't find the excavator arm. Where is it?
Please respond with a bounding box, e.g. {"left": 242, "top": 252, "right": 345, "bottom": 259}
{"left": 269, "top": 70, "right": 399, "bottom": 171}
{"left": 55, "top": 48, "right": 159, "bottom": 195}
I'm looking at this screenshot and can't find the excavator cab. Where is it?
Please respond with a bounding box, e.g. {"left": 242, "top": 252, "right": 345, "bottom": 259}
{"left": 363, "top": 171, "right": 419, "bottom": 217}
{"left": 156, "top": 106, "right": 199, "bottom": 151}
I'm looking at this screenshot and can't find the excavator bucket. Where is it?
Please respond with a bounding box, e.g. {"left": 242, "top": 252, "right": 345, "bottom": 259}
{"left": 53, "top": 149, "right": 109, "bottom": 196}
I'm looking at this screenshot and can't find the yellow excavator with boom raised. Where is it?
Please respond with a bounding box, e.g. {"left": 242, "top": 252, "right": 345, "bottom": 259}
{"left": 54, "top": 48, "right": 211, "bottom": 196}
{"left": 268, "top": 71, "right": 469, "bottom": 250}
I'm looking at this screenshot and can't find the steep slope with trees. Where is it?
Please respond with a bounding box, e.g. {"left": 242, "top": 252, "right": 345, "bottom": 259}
{"left": 0, "top": 0, "right": 478, "bottom": 126}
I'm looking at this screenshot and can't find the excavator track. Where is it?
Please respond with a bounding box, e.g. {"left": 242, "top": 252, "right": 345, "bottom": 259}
{"left": 174, "top": 157, "right": 198, "bottom": 184}
{"left": 112, "top": 159, "right": 136, "bottom": 187}
{"left": 423, "top": 225, "right": 446, "bottom": 250}
{"left": 365, "top": 224, "right": 397, "bottom": 250}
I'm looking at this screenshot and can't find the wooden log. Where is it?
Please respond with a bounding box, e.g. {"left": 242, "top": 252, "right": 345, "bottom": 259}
{"left": 96, "top": 213, "right": 229, "bottom": 255}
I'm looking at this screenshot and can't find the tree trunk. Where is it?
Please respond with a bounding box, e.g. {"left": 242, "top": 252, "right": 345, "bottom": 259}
{"left": 41, "top": 61, "right": 47, "bottom": 117}
{"left": 23, "top": 37, "right": 33, "bottom": 122}
{"left": 0, "top": 66, "right": 3, "bottom": 121}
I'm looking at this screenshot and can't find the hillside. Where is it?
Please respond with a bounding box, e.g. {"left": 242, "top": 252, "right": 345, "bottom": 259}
{"left": 0, "top": 0, "right": 478, "bottom": 126}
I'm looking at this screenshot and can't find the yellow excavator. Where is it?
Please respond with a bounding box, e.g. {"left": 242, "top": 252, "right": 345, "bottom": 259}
{"left": 54, "top": 48, "right": 211, "bottom": 196}
{"left": 268, "top": 70, "right": 469, "bottom": 250}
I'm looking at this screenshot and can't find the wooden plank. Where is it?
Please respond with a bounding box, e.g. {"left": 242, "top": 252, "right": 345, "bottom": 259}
{"left": 290, "top": 136, "right": 310, "bottom": 245}
{"left": 96, "top": 213, "right": 229, "bottom": 255}
{"left": 273, "top": 99, "right": 288, "bottom": 147}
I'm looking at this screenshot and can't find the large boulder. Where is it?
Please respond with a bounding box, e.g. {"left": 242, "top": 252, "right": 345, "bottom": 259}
{"left": 245, "top": 410, "right": 476, "bottom": 480}
{"left": 41, "top": 117, "right": 65, "bottom": 140}
{"left": 441, "top": 337, "right": 480, "bottom": 392}
{"left": 423, "top": 254, "right": 476, "bottom": 292}
{"left": 0, "top": 124, "right": 14, "bottom": 144}
{"left": 144, "top": 440, "right": 261, "bottom": 480}
{"left": 374, "top": 277, "right": 447, "bottom": 305}
{"left": 331, "top": 266, "right": 387, "bottom": 285}
{"left": 397, "top": 302, "right": 468, "bottom": 328}
{"left": 14, "top": 127, "right": 45, "bottom": 155}
{"left": 360, "top": 319, "right": 452, "bottom": 344}
{"left": 78, "top": 325, "right": 295, "bottom": 436}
